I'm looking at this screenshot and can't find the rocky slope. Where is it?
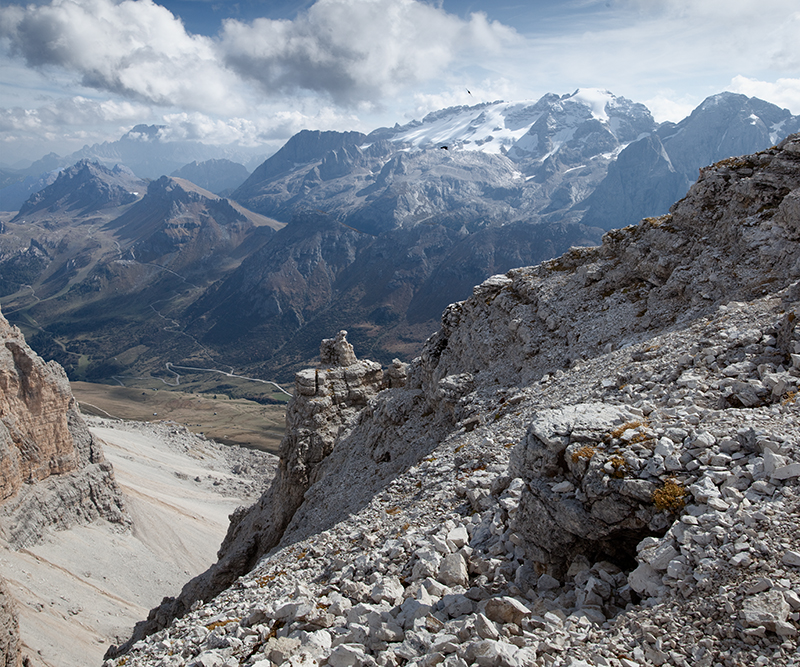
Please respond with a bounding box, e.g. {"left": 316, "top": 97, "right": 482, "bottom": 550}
{"left": 186, "top": 210, "right": 599, "bottom": 376}
{"left": 0, "top": 579, "right": 19, "bottom": 667}
{"left": 107, "top": 135, "right": 800, "bottom": 666}
{"left": 107, "top": 176, "right": 283, "bottom": 275}
{"left": 114, "top": 331, "right": 402, "bottom": 649}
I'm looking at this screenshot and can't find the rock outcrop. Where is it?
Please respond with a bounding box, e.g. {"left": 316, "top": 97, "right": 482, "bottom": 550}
{"left": 0, "top": 306, "right": 127, "bottom": 547}
{"left": 112, "top": 331, "right": 402, "bottom": 653}
{"left": 110, "top": 136, "right": 800, "bottom": 667}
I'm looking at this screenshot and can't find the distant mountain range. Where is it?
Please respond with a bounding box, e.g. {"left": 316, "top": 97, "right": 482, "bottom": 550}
{"left": 0, "top": 126, "right": 267, "bottom": 210}
{"left": 1, "top": 89, "right": 799, "bottom": 384}
{"left": 170, "top": 159, "right": 251, "bottom": 196}
{"left": 37, "top": 124, "right": 266, "bottom": 178}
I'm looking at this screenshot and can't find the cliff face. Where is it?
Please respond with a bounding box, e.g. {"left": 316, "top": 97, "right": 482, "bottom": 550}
{"left": 0, "top": 306, "right": 129, "bottom": 667}
{"left": 0, "top": 320, "right": 83, "bottom": 499}
{"left": 0, "top": 307, "right": 127, "bottom": 547}
{"left": 113, "top": 135, "right": 800, "bottom": 667}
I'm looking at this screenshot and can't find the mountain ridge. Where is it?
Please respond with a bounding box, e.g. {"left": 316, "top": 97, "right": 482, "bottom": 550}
{"left": 4, "top": 89, "right": 800, "bottom": 388}
{"left": 580, "top": 91, "right": 800, "bottom": 229}
{"left": 13, "top": 160, "right": 145, "bottom": 221}
{"left": 108, "top": 133, "right": 800, "bottom": 667}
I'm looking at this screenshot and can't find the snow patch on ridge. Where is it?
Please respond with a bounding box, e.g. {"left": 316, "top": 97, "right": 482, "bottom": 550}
{"left": 390, "top": 101, "right": 541, "bottom": 154}
{"left": 568, "top": 88, "right": 615, "bottom": 122}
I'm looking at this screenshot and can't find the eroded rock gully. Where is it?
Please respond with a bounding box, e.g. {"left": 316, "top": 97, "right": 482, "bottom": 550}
{"left": 111, "top": 135, "right": 800, "bottom": 666}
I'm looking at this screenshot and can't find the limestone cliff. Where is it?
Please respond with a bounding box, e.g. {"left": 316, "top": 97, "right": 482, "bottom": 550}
{"left": 0, "top": 307, "right": 127, "bottom": 547}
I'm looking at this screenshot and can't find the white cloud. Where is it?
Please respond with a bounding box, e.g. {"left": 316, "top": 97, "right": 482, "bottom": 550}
{"left": 218, "top": 0, "right": 520, "bottom": 105}
{"left": 0, "top": 96, "right": 150, "bottom": 134}
{"left": 0, "top": 0, "right": 521, "bottom": 133}
{"left": 409, "top": 79, "right": 518, "bottom": 120}
{"left": 0, "top": 95, "right": 157, "bottom": 164}
{"left": 3, "top": 0, "right": 800, "bottom": 165}
{"left": 642, "top": 92, "right": 699, "bottom": 124}
{"left": 158, "top": 106, "right": 362, "bottom": 146}
{"left": 0, "top": 0, "right": 242, "bottom": 113}
{"left": 501, "top": 1, "right": 800, "bottom": 106}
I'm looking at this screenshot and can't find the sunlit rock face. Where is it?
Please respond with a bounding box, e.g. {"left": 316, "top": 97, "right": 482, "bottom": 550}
{"left": 0, "top": 306, "right": 127, "bottom": 547}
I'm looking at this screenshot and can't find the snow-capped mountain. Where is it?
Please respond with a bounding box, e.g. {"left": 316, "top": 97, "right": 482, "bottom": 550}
{"left": 6, "top": 89, "right": 800, "bottom": 387}
{"left": 375, "top": 89, "right": 653, "bottom": 162}
{"left": 582, "top": 91, "right": 800, "bottom": 229}
{"left": 233, "top": 89, "right": 656, "bottom": 232}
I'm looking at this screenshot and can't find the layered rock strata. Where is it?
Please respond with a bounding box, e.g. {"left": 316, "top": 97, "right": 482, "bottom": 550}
{"left": 111, "top": 135, "right": 800, "bottom": 667}
{"left": 0, "top": 307, "right": 127, "bottom": 547}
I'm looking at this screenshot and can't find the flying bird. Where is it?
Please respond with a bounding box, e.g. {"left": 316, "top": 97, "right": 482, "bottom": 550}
{"left": 440, "top": 146, "right": 448, "bottom": 150}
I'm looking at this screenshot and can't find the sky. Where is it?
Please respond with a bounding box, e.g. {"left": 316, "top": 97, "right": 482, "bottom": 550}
{"left": 1, "top": 0, "right": 800, "bottom": 166}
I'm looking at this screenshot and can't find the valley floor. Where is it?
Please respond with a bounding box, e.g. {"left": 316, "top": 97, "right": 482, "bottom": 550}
{"left": 0, "top": 418, "right": 276, "bottom": 667}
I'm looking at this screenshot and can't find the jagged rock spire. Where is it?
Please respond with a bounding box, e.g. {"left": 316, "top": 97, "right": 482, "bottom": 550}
{"left": 320, "top": 330, "right": 358, "bottom": 367}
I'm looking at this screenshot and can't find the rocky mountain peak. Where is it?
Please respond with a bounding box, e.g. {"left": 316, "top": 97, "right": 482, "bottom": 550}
{"left": 579, "top": 92, "right": 800, "bottom": 230}
{"left": 235, "top": 130, "right": 369, "bottom": 201}
{"left": 146, "top": 175, "right": 223, "bottom": 204}
{"left": 508, "top": 89, "right": 653, "bottom": 165}
{"left": 12, "top": 159, "right": 145, "bottom": 221}
{"left": 124, "top": 124, "right": 165, "bottom": 142}
{"left": 106, "top": 176, "right": 273, "bottom": 271}
{"left": 368, "top": 90, "right": 653, "bottom": 163}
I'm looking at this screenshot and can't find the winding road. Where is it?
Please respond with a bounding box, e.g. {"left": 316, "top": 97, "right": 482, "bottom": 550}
{"left": 164, "top": 362, "right": 293, "bottom": 396}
